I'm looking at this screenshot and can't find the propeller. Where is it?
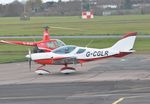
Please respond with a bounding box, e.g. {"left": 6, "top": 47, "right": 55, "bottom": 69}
{"left": 28, "top": 49, "right": 32, "bottom": 72}
{"left": 51, "top": 57, "right": 54, "bottom": 64}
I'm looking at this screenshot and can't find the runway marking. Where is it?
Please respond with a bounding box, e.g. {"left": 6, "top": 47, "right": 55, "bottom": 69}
{"left": 112, "top": 97, "right": 124, "bottom": 104}
{"left": 112, "top": 96, "right": 143, "bottom": 104}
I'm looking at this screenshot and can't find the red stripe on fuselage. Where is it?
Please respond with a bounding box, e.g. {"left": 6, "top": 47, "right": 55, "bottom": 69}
{"left": 34, "top": 52, "right": 132, "bottom": 65}
{"left": 78, "top": 55, "right": 113, "bottom": 63}
{"left": 34, "top": 56, "right": 65, "bottom": 65}
{"left": 112, "top": 52, "right": 132, "bottom": 57}
{"left": 35, "top": 59, "right": 53, "bottom": 65}
{"left": 79, "top": 52, "right": 132, "bottom": 63}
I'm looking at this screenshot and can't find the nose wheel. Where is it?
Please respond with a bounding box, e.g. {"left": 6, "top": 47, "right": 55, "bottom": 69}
{"left": 35, "top": 65, "right": 51, "bottom": 75}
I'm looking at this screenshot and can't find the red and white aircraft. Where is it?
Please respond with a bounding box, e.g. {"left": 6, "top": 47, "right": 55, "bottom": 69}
{"left": 26, "top": 32, "right": 137, "bottom": 75}
{"left": 0, "top": 26, "right": 65, "bottom": 52}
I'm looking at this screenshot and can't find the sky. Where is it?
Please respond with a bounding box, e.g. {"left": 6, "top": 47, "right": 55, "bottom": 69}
{"left": 0, "top": 0, "right": 69, "bottom": 4}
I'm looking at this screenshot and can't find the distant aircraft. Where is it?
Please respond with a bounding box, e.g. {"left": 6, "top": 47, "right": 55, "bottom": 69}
{"left": 26, "top": 32, "right": 137, "bottom": 75}
{"left": 0, "top": 26, "right": 66, "bottom": 52}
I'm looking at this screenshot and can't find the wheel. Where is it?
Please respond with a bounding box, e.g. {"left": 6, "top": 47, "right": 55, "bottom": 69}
{"left": 60, "top": 67, "right": 76, "bottom": 74}
{"left": 35, "top": 69, "right": 50, "bottom": 75}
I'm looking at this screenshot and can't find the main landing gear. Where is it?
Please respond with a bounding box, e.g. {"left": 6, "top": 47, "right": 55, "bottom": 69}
{"left": 34, "top": 64, "right": 76, "bottom": 75}
{"left": 60, "top": 64, "right": 76, "bottom": 74}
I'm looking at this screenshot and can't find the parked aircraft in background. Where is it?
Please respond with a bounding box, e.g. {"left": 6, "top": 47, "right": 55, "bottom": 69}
{"left": 26, "top": 32, "right": 137, "bottom": 75}
{"left": 0, "top": 26, "right": 66, "bottom": 52}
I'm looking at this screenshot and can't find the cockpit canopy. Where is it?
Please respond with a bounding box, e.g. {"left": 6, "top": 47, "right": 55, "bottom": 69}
{"left": 52, "top": 45, "right": 77, "bottom": 54}
{"left": 46, "top": 39, "right": 65, "bottom": 49}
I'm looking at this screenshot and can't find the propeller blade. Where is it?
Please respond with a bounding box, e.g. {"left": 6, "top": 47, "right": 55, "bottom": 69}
{"left": 28, "top": 49, "right": 32, "bottom": 72}
{"left": 29, "top": 58, "right": 31, "bottom": 72}
{"left": 51, "top": 57, "right": 54, "bottom": 64}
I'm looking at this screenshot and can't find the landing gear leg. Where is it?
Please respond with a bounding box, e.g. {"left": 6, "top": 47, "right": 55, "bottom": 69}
{"left": 60, "top": 64, "right": 76, "bottom": 74}
{"left": 35, "top": 65, "right": 51, "bottom": 75}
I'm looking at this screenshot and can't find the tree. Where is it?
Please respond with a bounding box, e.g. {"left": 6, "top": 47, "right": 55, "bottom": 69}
{"left": 82, "top": 0, "right": 90, "bottom": 11}
{"left": 4, "top": 1, "right": 24, "bottom": 17}
{"left": 123, "top": 0, "right": 132, "bottom": 9}
{"left": 26, "top": 0, "right": 42, "bottom": 12}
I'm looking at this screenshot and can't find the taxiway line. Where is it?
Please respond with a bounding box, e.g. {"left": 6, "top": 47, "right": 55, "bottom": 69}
{"left": 112, "top": 97, "right": 124, "bottom": 104}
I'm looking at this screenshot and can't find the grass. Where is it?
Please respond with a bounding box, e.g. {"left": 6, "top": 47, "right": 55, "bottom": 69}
{"left": 0, "top": 38, "right": 149, "bottom": 63}
{"left": 62, "top": 38, "right": 150, "bottom": 53}
{"left": 0, "top": 55, "right": 26, "bottom": 63}
{"left": 0, "top": 15, "right": 150, "bottom": 63}
{"left": 0, "top": 15, "right": 150, "bottom": 35}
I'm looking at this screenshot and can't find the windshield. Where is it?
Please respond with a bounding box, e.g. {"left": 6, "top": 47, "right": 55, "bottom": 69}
{"left": 46, "top": 40, "right": 65, "bottom": 49}
{"left": 52, "top": 45, "right": 76, "bottom": 54}
{"left": 54, "top": 40, "right": 65, "bottom": 47}
{"left": 46, "top": 42, "right": 55, "bottom": 48}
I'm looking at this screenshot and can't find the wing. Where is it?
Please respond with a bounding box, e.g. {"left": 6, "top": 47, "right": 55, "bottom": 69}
{"left": 0, "top": 40, "right": 36, "bottom": 46}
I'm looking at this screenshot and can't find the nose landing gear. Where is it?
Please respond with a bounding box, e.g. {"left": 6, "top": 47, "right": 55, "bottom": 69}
{"left": 35, "top": 65, "right": 51, "bottom": 75}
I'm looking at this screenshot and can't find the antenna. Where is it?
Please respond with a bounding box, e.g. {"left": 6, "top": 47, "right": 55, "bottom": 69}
{"left": 31, "top": 36, "right": 36, "bottom": 43}
{"left": 85, "top": 40, "right": 93, "bottom": 48}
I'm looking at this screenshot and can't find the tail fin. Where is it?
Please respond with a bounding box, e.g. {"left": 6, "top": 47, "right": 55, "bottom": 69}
{"left": 111, "top": 32, "right": 137, "bottom": 52}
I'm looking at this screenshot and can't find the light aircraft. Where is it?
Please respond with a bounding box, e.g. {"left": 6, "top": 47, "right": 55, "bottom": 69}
{"left": 0, "top": 26, "right": 65, "bottom": 52}
{"left": 26, "top": 32, "right": 137, "bottom": 75}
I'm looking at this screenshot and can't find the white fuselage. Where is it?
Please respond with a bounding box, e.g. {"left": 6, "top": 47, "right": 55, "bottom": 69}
{"left": 26, "top": 33, "right": 137, "bottom": 65}
{"left": 27, "top": 46, "right": 119, "bottom": 61}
